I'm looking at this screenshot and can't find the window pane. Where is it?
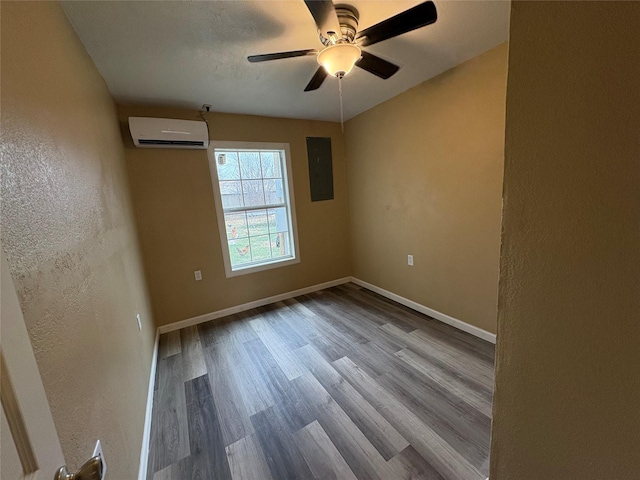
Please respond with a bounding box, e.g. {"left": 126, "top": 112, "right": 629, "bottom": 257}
{"left": 229, "top": 240, "right": 251, "bottom": 267}
{"left": 274, "top": 153, "right": 282, "bottom": 178}
{"left": 260, "top": 152, "right": 280, "bottom": 178}
{"left": 247, "top": 209, "right": 269, "bottom": 236}
{"left": 216, "top": 152, "right": 240, "bottom": 180}
{"left": 239, "top": 152, "right": 261, "bottom": 179}
{"left": 270, "top": 233, "right": 290, "bottom": 257}
{"left": 268, "top": 207, "right": 289, "bottom": 233}
{"left": 242, "top": 180, "right": 265, "bottom": 207}
{"left": 275, "top": 179, "right": 284, "bottom": 203}
{"left": 249, "top": 235, "right": 272, "bottom": 261}
{"left": 224, "top": 212, "right": 248, "bottom": 240}
{"left": 219, "top": 180, "right": 243, "bottom": 208}
{"left": 264, "top": 179, "right": 277, "bottom": 205}
{"left": 267, "top": 208, "right": 276, "bottom": 232}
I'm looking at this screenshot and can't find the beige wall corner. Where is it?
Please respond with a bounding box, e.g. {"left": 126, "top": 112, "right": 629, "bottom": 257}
{"left": 491, "top": 2, "right": 640, "bottom": 478}
{"left": 344, "top": 43, "right": 508, "bottom": 334}
{"left": 118, "top": 106, "right": 351, "bottom": 326}
{"left": 1, "top": 2, "right": 155, "bottom": 477}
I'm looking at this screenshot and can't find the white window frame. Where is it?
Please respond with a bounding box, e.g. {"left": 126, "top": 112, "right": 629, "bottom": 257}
{"left": 207, "top": 141, "right": 300, "bottom": 277}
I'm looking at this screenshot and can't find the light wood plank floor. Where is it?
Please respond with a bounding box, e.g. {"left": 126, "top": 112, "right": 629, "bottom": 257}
{"left": 146, "top": 283, "right": 494, "bottom": 480}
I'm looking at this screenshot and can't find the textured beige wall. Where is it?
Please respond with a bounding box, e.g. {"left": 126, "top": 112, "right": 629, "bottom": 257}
{"left": 118, "top": 105, "right": 351, "bottom": 326}
{"left": 491, "top": 2, "right": 640, "bottom": 478}
{"left": 1, "top": 2, "right": 155, "bottom": 477}
{"left": 344, "top": 44, "right": 507, "bottom": 334}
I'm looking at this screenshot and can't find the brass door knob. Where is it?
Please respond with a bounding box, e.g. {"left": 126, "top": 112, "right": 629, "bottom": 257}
{"left": 54, "top": 455, "right": 103, "bottom": 480}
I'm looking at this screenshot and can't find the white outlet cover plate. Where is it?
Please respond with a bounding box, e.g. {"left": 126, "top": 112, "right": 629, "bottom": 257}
{"left": 136, "top": 314, "right": 142, "bottom": 331}
{"left": 194, "top": 270, "right": 202, "bottom": 281}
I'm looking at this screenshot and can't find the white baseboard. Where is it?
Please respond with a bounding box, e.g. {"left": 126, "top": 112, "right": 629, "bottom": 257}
{"left": 349, "top": 277, "right": 497, "bottom": 344}
{"left": 137, "top": 329, "right": 159, "bottom": 480}
{"left": 158, "top": 277, "right": 352, "bottom": 334}
{"left": 156, "top": 274, "right": 496, "bottom": 342}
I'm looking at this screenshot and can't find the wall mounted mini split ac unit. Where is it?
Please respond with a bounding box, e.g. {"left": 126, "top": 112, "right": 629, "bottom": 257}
{"left": 128, "top": 117, "right": 209, "bottom": 149}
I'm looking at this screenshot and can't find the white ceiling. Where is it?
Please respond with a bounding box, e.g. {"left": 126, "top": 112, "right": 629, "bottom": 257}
{"left": 62, "top": 0, "right": 510, "bottom": 122}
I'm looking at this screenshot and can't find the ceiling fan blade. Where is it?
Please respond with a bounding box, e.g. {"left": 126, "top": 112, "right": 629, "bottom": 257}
{"left": 304, "top": 0, "right": 341, "bottom": 39}
{"left": 304, "top": 66, "right": 329, "bottom": 92}
{"left": 248, "top": 49, "right": 317, "bottom": 63}
{"left": 356, "top": 1, "right": 437, "bottom": 47}
{"left": 355, "top": 51, "right": 400, "bottom": 79}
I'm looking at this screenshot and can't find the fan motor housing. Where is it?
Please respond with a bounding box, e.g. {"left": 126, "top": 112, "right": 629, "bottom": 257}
{"left": 323, "top": 4, "right": 359, "bottom": 44}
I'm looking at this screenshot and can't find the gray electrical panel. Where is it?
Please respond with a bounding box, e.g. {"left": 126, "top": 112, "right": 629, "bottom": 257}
{"left": 306, "top": 137, "right": 334, "bottom": 202}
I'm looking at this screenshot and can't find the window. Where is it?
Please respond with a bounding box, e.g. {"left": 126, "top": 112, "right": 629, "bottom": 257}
{"left": 208, "top": 142, "right": 299, "bottom": 277}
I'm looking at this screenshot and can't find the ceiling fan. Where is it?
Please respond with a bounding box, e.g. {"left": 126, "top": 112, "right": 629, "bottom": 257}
{"left": 247, "top": 0, "right": 438, "bottom": 91}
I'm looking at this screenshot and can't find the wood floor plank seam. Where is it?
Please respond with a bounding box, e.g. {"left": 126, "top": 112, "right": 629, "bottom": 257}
{"left": 202, "top": 343, "right": 254, "bottom": 447}
{"left": 395, "top": 347, "right": 493, "bottom": 417}
{"left": 250, "top": 405, "right": 316, "bottom": 479}
{"left": 294, "top": 420, "right": 358, "bottom": 480}
{"left": 294, "top": 344, "right": 410, "bottom": 461}
{"left": 294, "top": 372, "right": 398, "bottom": 480}
{"left": 225, "top": 433, "right": 273, "bottom": 480}
{"left": 183, "top": 375, "right": 232, "bottom": 479}
{"left": 332, "top": 356, "right": 486, "bottom": 480}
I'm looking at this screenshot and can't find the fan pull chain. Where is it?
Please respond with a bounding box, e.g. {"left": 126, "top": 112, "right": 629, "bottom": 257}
{"left": 338, "top": 76, "right": 345, "bottom": 133}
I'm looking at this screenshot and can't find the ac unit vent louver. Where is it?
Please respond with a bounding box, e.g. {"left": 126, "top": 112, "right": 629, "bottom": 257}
{"left": 128, "top": 117, "right": 209, "bottom": 149}
{"left": 137, "top": 139, "right": 205, "bottom": 147}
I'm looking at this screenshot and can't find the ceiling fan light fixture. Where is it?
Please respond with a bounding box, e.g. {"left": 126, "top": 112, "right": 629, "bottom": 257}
{"left": 317, "top": 43, "right": 361, "bottom": 78}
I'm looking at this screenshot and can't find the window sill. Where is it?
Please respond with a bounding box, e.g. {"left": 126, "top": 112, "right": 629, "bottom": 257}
{"left": 224, "top": 256, "right": 300, "bottom": 278}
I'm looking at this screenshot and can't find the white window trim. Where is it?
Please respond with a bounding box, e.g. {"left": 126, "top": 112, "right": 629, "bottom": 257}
{"left": 207, "top": 141, "right": 300, "bottom": 278}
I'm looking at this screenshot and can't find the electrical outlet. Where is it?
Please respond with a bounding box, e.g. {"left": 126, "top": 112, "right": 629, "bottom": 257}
{"left": 194, "top": 270, "right": 202, "bottom": 281}
{"left": 408, "top": 254, "right": 414, "bottom": 266}
{"left": 92, "top": 439, "right": 107, "bottom": 479}
{"left": 136, "top": 314, "right": 142, "bottom": 331}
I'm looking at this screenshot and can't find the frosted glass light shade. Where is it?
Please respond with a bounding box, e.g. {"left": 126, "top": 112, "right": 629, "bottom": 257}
{"left": 317, "top": 44, "right": 362, "bottom": 77}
